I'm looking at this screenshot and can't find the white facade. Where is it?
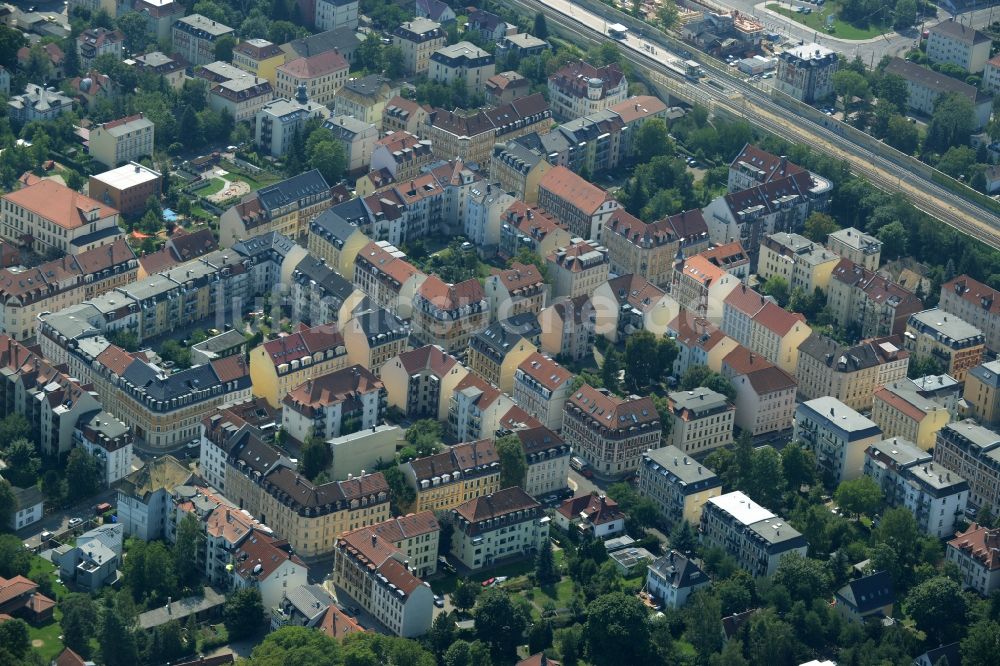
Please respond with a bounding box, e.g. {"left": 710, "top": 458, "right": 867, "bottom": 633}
{"left": 232, "top": 556, "right": 308, "bottom": 611}
{"left": 794, "top": 397, "right": 883, "bottom": 483}
{"left": 315, "top": 0, "right": 359, "bottom": 32}
{"left": 926, "top": 22, "right": 991, "bottom": 73}
{"left": 10, "top": 487, "right": 43, "bottom": 530}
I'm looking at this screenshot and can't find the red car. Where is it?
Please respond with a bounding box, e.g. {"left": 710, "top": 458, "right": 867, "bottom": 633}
{"left": 581, "top": 468, "right": 594, "bottom": 479}
{"left": 481, "top": 577, "right": 495, "bottom": 588}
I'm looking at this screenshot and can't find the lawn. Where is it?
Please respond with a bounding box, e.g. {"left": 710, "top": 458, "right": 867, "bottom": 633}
{"left": 528, "top": 579, "right": 576, "bottom": 615}
{"left": 766, "top": 3, "right": 891, "bottom": 40}
{"left": 198, "top": 178, "right": 226, "bottom": 196}
{"left": 27, "top": 557, "right": 68, "bottom": 663}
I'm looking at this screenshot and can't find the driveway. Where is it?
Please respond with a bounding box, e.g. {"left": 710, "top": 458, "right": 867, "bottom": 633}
{"left": 18, "top": 488, "right": 117, "bottom": 550}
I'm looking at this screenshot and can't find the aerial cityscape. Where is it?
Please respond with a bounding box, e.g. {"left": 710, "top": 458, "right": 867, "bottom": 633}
{"left": 1, "top": 0, "right": 1000, "bottom": 664}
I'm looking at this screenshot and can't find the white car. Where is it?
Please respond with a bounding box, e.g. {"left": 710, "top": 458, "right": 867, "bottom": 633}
{"left": 68, "top": 518, "right": 82, "bottom": 527}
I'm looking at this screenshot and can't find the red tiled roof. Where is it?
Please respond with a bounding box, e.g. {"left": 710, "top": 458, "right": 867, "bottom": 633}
{"left": 729, "top": 143, "right": 806, "bottom": 183}
{"left": 417, "top": 275, "right": 485, "bottom": 311}
{"left": 609, "top": 95, "right": 667, "bottom": 123}
{"left": 96, "top": 344, "right": 139, "bottom": 376}
{"left": 491, "top": 262, "right": 544, "bottom": 292}
{"left": 407, "top": 438, "right": 498, "bottom": 481}
{"left": 210, "top": 355, "right": 250, "bottom": 383}
{"left": 395, "top": 344, "right": 460, "bottom": 376}
{"left": 282, "top": 364, "right": 382, "bottom": 413}
{"left": 279, "top": 50, "right": 349, "bottom": 78}
{"left": 318, "top": 605, "right": 365, "bottom": 640}
{"left": 539, "top": 166, "right": 609, "bottom": 214}
{"left": 752, "top": 301, "right": 806, "bottom": 336}
{"left": 943, "top": 275, "right": 1000, "bottom": 316}
{"left": 679, "top": 255, "right": 724, "bottom": 286}
{"left": 233, "top": 532, "right": 305, "bottom": 582}
{"left": 556, "top": 492, "right": 623, "bottom": 525}
{"left": 567, "top": 384, "right": 658, "bottom": 429}
{"left": 3, "top": 179, "right": 118, "bottom": 230}
{"left": 453, "top": 486, "right": 540, "bottom": 523}
{"left": 949, "top": 523, "right": 1000, "bottom": 571}
{"left": 517, "top": 352, "right": 571, "bottom": 392}
{"left": 261, "top": 323, "right": 344, "bottom": 368}
{"left": 453, "top": 373, "right": 503, "bottom": 409}
{"left": 744, "top": 365, "right": 797, "bottom": 394}
{"left": 873, "top": 387, "right": 927, "bottom": 422}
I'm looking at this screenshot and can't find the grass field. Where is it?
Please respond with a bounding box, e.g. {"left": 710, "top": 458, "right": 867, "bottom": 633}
{"left": 766, "top": 2, "right": 891, "bottom": 39}
{"left": 27, "top": 557, "right": 68, "bottom": 662}
{"left": 198, "top": 178, "right": 226, "bottom": 196}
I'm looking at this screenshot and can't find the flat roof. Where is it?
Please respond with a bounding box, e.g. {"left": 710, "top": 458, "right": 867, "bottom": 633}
{"left": 90, "top": 162, "right": 161, "bottom": 189}
{"left": 909, "top": 307, "right": 983, "bottom": 342}
{"left": 708, "top": 490, "right": 775, "bottom": 526}
{"left": 642, "top": 445, "right": 720, "bottom": 486}
{"left": 799, "top": 396, "right": 881, "bottom": 434}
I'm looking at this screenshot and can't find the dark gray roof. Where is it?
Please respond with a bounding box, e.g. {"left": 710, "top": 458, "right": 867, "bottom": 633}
{"left": 471, "top": 320, "right": 526, "bottom": 358}
{"left": 311, "top": 208, "right": 362, "bottom": 246}
{"left": 835, "top": 570, "right": 894, "bottom": 614}
{"left": 648, "top": 550, "right": 708, "bottom": 590}
{"left": 287, "top": 27, "right": 361, "bottom": 59}
{"left": 292, "top": 256, "right": 354, "bottom": 302}
{"left": 885, "top": 57, "right": 993, "bottom": 104}
{"left": 121, "top": 361, "right": 224, "bottom": 402}
{"left": 231, "top": 231, "right": 298, "bottom": 259}
{"left": 498, "top": 312, "right": 542, "bottom": 339}
{"left": 328, "top": 197, "right": 372, "bottom": 227}
{"left": 257, "top": 169, "right": 330, "bottom": 213}
{"left": 930, "top": 20, "right": 990, "bottom": 45}
{"left": 351, "top": 301, "right": 410, "bottom": 342}
{"left": 343, "top": 74, "right": 388, "bottom": 96}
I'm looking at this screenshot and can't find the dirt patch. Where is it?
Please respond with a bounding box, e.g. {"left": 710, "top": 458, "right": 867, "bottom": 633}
{"left": 207, "top": 180, "right": 250, "bottom": 203}
{"left": 31, "top": 640, "right": 44, "bottom": 647}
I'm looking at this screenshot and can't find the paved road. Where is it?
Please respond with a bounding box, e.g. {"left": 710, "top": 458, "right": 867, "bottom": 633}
{"left": 18, "top": 487, "right": 117, "bottom": 550}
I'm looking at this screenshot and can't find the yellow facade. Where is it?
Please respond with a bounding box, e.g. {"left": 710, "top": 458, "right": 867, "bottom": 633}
{"left": 964, "top": 370, "right": 1000, "bottom": 427}
{"left": 412, "top": 472, "right": 500, "bottom": 513}
{"left": 467, "top": 339, "right": 537, "bottom": 395}
{"left": 249, "top": 346, "right": 349, "bottom": 407}
{"left": 308, "top": 227, "right": 370, "bottom": 278}
{"left": 683, "top": 486, "right": 724, "bottom": 526}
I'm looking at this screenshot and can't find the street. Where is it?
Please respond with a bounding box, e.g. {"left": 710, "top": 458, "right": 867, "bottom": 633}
{"left": 17, "top": 486, "right": 117, "bottom": 550}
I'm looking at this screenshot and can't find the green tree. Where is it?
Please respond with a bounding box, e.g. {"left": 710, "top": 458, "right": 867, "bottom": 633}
{"left": 0, "top": 25, "right": 26, "bottom": 70}
{"left": 634, "top": 118, "right": 673, "bottom": 164}
{"left": 245, "top": 625, "right": 341, "bottom": 665}
{"left": 535, "top": 539, "right": 558, "bottom": 585}
{"left": 623, "top": 330, "right": 660, "bottom": 391}
{"left": 428, "top": 612, "right": 455, "bottom": 659}
{"left": 178, "top": 105, "right": 201, "bottom": 150}
{"left": 116, "top": 11, "right": 149, "bottom": 52}
{"left": 585, "top": 592, "right": 651, "bottom": 666}
{"left": 802, "top": 212, "right": 840, "bottom": 242}
{"left": 0, "top": 534, "right": 31, "bottom": 577}
{"left": 495, "top": 434, "right": 527, "bottom": 490}
{"left": 831, "top": 70, "right": 870, "bottom": 113}
{"left": 174, "top": 512, "right": 205, "bottom": 589}
{"left": 444, "top": 640, "right": 472, "bottom": 666}
{"left": 453, "top": 577, "right": 480, "bottom": 612}
{"left": 903, "top": 576, "right": 967, "bottom": 643}
{"left": 670, "top": 519, "right": 698, "bottom": 554}
{"left": 715, "top": 571, "right": 755, "bottom": 615}
{"left": 601, "top": 349, "right": 621, "bottom": 393}
{"left": 885, "top": 114, "right": 919, "bottom": 154}
{"left": 679, "top": 365, "right": 736, "bottom": 402}
{"left": 773, "top": 553, "right": 833, "bottom": 603}
{"left": 474, "top": 588, "right": 529, "bottom": 657}
{"left": 298, "top": 434, "right": 331, "bottom": 481}
{"left": 308, "top": 137, "right": 347, "bottom": 184}
{"left": 746, "top": 446, "right": 785, "bottom": 508}
{"left": 877, "top": 73, "right": 909, "bottom": 111}
{"left": 0, "top": 480, "right": 16, "bottom": 534}
{"left": 533, "top": 12, "right": 549, "bottom": 39}
{"left": 925, "top": 92, "right": 975, "bottom": 153}
{"left": 0, "top": 413, "right": 31, "bottom": 444}
{"left": 876, "top": 220, "right": 908, "bottom": 260}
{"left": 225, "top": 587, "right": 264, "bottom": 640}
{"left": 893, "top": 0, "right": 917, "bottom": 28}
{"left": 24, "top": 43, "right": 54, "bottom": 82}
{"left": 0, "top": 619, "right": 30, "bottom": 660}
{"left": 936, "top": 145, "right": 978, "bottom": 180}
{"left": 657, "top": 0, "right": 679, "bottom": 28}
{"left": 761, "top": 276, "right": 790, "bottom": 307}
{"left": 213, "top": 34, "right": 237, "bottom": 61}
{"left": 98, "top": 601, "right": 137, "bottom": 666}
{"left": 685, "top": 589, "right": 723, "bottom": 658}
{"left": 3, "top": 438, "right": 40, "bottom": 487}
{"left": 528, "top": 619, "right": 553, "bottom": 654}
{"left": 65, "top": 447, "right": 102, "bottom": 502}
{"left": 746, "top": 610, "right": 799, "bottom": 666}
{"left": 780, "top": 441, "right": 815, "bottom": 490}
{"left": 124, "top": 539, "right": 178, "bottom": 606}
{"left": 61, "top": 594, "right": 98, "bottom": 657}
{"left": 834, "top": 476, "right": 884, "bottom": 518}
{"left": 961, "top": 619, "right": 1000, "bottom": 666}
{"left": 383, "top": 465, "right": 416, "bottom": 513}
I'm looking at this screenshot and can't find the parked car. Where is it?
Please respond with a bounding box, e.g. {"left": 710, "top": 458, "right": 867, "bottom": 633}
{"left": 68, "top": 518, "right": 82, "bottom": 527}
{"left": 481, "top": 577, "right": 495, "bottom": 588}
{"left": 94, "top": 502, "right": 112, "bottom": 515}
{"left": 433, "top": 595, "right": 444, "bottom": 608}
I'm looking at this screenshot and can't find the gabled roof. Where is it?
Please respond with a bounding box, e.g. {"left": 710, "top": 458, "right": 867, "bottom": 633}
{"left": 566, "top": 384, "right": 659, "bottom": 430}
{"left": 278, "top": 50, "right": 349, "bottom": 79}
{"left": 549, "top": 60, "right": 625, "bottom": 99}
{"left": 605, "top": 273, "right": 666, "bottom": 313}
{"left": 729, "top": 143, "right": 806, "bottom": 184}
{"left": 3, "top": 179, "right": 117, "bottom": 230}
{"left": 260, "top": 323, "right": 344, "bottom": 368}
{"left": 282, "top": 365, "right": 383, "bottom": 415}
{"left": 453, "top": 486, "right": 540, "bottom": 524}
{"left": 834, "top": 570, "right": 894, "bottom": 614}
{"left": 395, "top": 344, "right": 460, "bottom": 376}
{"left": 556, "top": 492, "right": 623, "bottom": 525}
{"left": 753, "top": 301, "right": 806, "bottom": 336}
{"left": 516, "top": 352, "right": 571, "bottom": 392}
{"left": 407, "top": 438, "right": 498, "bottom": 482}
{"left": 538, "top": 165, "right": 609, "bottom": 214}
{"left": 417, "top": 275, "right": 485, "bottom": 311}
{"left": 232, "top": 532, "right": 305, "bottom": 582}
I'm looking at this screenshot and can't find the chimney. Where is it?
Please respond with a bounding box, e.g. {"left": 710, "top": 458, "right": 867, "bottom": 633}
{"left": 167, "top": 597, "right": 172, "bottom": 613}
{"left": 371, "top": 534, "right": 377, "bottom": 547}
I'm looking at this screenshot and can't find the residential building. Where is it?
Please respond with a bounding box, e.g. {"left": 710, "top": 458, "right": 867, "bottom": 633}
{"left": 89, "top": 162, "right": 162, "bottom": 218}
{"left": 353, "top": 241, "right": 426, "bottom": 319}
{"left": 774, "top": 42, "right": 838, "bottom": 102}
{"left": 498, "top": 200, "right": 573, "bottom": 262}
{"left": 885, "top": 57, "right": 993, "bottom": 129}
{"left": 694, "top": 241, "right": 751, "bottom": 281}
{"left": 965, "top": 359, "right": 1000, "bottom": 427}
{"left": 16, "top": 42, "right": 64, "bottom": 79}
{"left": 939, "top": 274, "right": 1000, "bottom": 352}
{"left": 512, "top": 353, "right": 572, "bottom": 432}
{"left": 333, "top": 75, "right": 397, "bottom": 127}
{"left": 721, "top": 285, "right": 811, "bottom": 374}
{"left": 224, "top": 432, "right": 391, "bottom": 558}
{"left": 592, "top": 273, "right": 678, "bottom": 344}
{"left": 232, "top": 531, "right": 308, "bottom": 610}
{"left": 699, "top": 491, "right": 807, "bottom": 577}
{"left": 466, "top": 7, "right": 511, "bottom": 42}
{"left": 537, "top": 295, "right": 595, "bottom": 362}
{"left": 192, "top": 329, "right": 249, "bottom": 365}
{"left": 908, "top": 373, "right": 963, "bottom": 415}
{"left": 485, "top": 70, "right": 532, "bottom": 105}
{"left": 501, "top": 425, "right": 570, "bottom": 497}
{"left": 254, "top": 94, "right": 329, "bottom": 157}
{"left": 233, "top": 39, "right": 286, "bottom": 83}
{"left": 87, "top": 113, "right": 154, "bottom": 169}
{"left": 327, "top": 425, "right": 401, "bottom": 481}
{"left": 172, "top": 14, "right": 235, "bottom": 66}
{"left": 794, "top": 396, "right": 882, "bottom": 483}
{"left": 499, "top": 33, "right": 548, "bottom": 58}
{"left": 271, "top": 584, "right": 337, "bottom": 631}
{"left": 562, "top": 384, "right": 661, "bottom": 479}
{"left": 796, "top": 334, "right": 909, "bottom": 409}
{"left": 369, "top": 131, "right": 434, "bottom": 184}
{"left": 401, "top": 439, "right": 500, "bottom": 512}
{"left": 315, "top": 0, "right": 358, "bottom": 31}
{"left": 547, "top": 59, "right": 627, "bottom": 121}
{"left": 77, "top": 28, "right": 123, "bottom": 70}
{"left": 984, "top": 54, "right": 1000, "bottom": 93}
{"left": 547, "top": 240, "right": 610, "bottom": 300}
{"left": 74, "top": 410, "right": 133, "bottom": 486}
{"left": 554, "top": 493, "right": 625, "bottom": 538}
{"left": 447, "top": 373, "right": 515, "bottom": 441}
{"left": 412, "top": 275, "right": 489, "bottom": 354}
{"left": 283, "top": 27, "right": 361, "bottom": 63}
{"left": 332, "top": 527, "right": 433, "bottom": 637}
{"left": 308, "top": 208, "right": 369, "bottom": 276}
{"left": 209, "top": 76, "right": 274, "bottom": 123}
{"left": 393, "top": 18, "right": 446, "bottom": 75}
{"left": 425, "top": 94, "right": 552, "bottom": 166}
{"left": 637, "top": 445, "right": 722, "bottom": 527}
{"left": 671, "top": 255, "right": 742, "bottom": 322}
{"left": 872, "top": 381, "right": 951, "bottom": 450}
{"left": 0, "top": 574, "right": 54, "bottom": 624}
{"left": 130, "top": 51, "right": 187, "bottom": 89}
{"left": 324, "top": 115, "right": 378, "bottom": 176}
{"left": 757, "top": 232, "right": 840, "bottom": 293}
{"left": 647, "top": 551, "right": 710, "bottom": 610}
{"left": 7, "top": 84, "right": 74, "bottom": 123}
{"left": 728, "top": 144, "right": 810, "bottom": 192}
{"left": 926, "top": 20, "right": 991, "bottom": 73}
{"left": 349, "top": 511, "right": 440, "bottom": 577}
{"left": 429, "top": 42, "right": 495, "bottom": 91}
{"left": 485, "top": 263, "right": 546, "bottom": 323}
{"left": 280, "top": 365, "right": 384, "bottom": 444}
{"left": 489, "top": 139, "right": 552, "bottom": 204}
{"left": 198, "top": 398, "right": 279, "bottom": 493}
{"left": 722, "top": 347, "right": 798, "bottom": 437}
{"left": 537, "top": 166, "right": 619, "bottom": 241}
{"left": 864, "top": 437, "right": 968, "bottom": 538}
{"left": 381, "top": 345, "right": 468, "bottom": 422}
{"left": 826, "top": 259, "right": 924, "bottom": 339}
{"left": 603, "top": 209, "right": 710, "bottom": 289}
{"left": 667, "top": 311, "right": 740, "bottom": 376}
{"left": 55, "top": 524, "right": 123, "bottom": 591}
{"left": 275, "top": 50, "right": 349, "bottom": 106}
{"left": 340, "top": 299, "right": 409, "bottom": 373}
{"left": 667, "top": 388, "right": 734, "bottom": 455}
{"left": 903, "top": 308, "right": 985, "bottom": 382}
{"left": 933, "top": 420, "right": 1000, "bottom": 511}
{"left": 249, "top": 323, "right": 348, "bottom": 407}
{"left": 117, "top": 455, "right": 194, "bottom": 540}
{"left": 135, "top": 228, "right": 219, "bottom": 279}
{"left": 219, "top": 169, "right": 333, "bottom": 246}
{"left": 447, "top": 486, "right": 549, "bottom": 570}
{"left": 415, "top": 0, "right": 455, "bottom": 22}
{"left": 833, "top": 571, "right": 895, "bottom": 624}
{"left": 467, "top": 320, "right": 537, "bottom": 394}
{"left": 9, "top": 485, "right": 43, "bottom": 530}
{"left": 826, "top": 227, "right": 882, "bottom": 270}
{"left": 382, "top": 96, "right": 431, "bottom": 135}
{"left": 0, "top": 237, "right": 136, "bottom": 341}
{"left": 134, "top": 0, "right": 185, "bottom": 42}
{"left": 947, "top": 523, "right": 1000, "bottom": 596}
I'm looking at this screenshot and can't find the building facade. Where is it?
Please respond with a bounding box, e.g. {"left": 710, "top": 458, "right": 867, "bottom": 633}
{"left": 637, "top": 445, "right": 723, "bottom": 528}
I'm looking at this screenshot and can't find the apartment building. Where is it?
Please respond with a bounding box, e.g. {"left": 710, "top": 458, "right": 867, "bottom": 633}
{"left": 198, "top": 398, "right": 280, "bottom": 493}
{"left": 0, "top": 237, "right": 136, "bottom": 341}
{"left": 547, "top": 240, "right": 610, "bottom": 300}
{"left": 172, "top": 14, "right": 234, "bottom": 66}
{"left": 484, "top": 263, "right": 546, "bottom": 324}
{"left": 77, "top": 27, "right": 123, "bottom": 70}
{"left": 885, "top": 57, "right": 993, "bottom": 129}
{"left": 209, "top": 76, "right": 275, "bottom": 123}
{"left": 429, "top": 41, "right": 495, "bottom": 91}
{"left": 2, "top": 178, "right": 123, "bottom": 256}
{"left": 637, "top": 445, "right": 722, "bottom": 528}
{"left": 826, "top": 226, "right": 882, "bottom": 270}
{"left": 722, "top": 285, "right": 811, "bottom": 375}
{"left": 926, "top": 20, "right": 991, "bottom": 73}
{"left": 603, "top": 209, "right": 710, "bottom": 289}
{"left": 401, "top": 439, "right": 500, "bottom": 512}
{"left": 722, "top": 347, "right": 798, "bottom": 437}
{"left": 275, "top": 50, "right": 349, "bottom": 106}
{"left": 485, "top": 70, "right": 532, "bottom": 105}
{"left": 758, "top": 232, "right": 840, "bottom": 293}
{"left": 89, "top": 162, "right": 162, "bottom": 218}
{"left": 537, "top": 295, "right": 595, "bottom": 362}
{"left": 671, "top": 255, "right": 742, "bottom": 322}
{"left": 537, "top": 166, "right": 619, "bottom": 242}
{"left": 512, "top": 352, "right": 572, "bottom": 432}
{"left": 946, "top": 523, "right": 1000, "bottom": 596}
{"left": 324, "top": 115, "right": 378, "bottom": 175}
{"left": 933, "top": 420, "right": 1000, "bottom": 511}
{"left": 774, "top": 42, "right": 838, "bottom": 102}
{"left": 872, "top": 381, "right": 951, "bottom": 450}
{"left": 224, "top": 432, "right": 390, "bottom": 558}
{"left": 381, "top": 345, "right": 468, "bottom": 422}
{"left": 728, "top": 143, "right": 810, "bottom": 192}
{"left": 448, "top": 373, "right": 515, "bottom": 442}
{"left": 498, "top": 201, "right": 573, "bottom": 262}
{"left": 255, "top": 95, "right": 329, "bottom": 158}
{"left": 864, "top": 437, "right": 968, "bottom": 538}
{"left": 939, "top": 275, "right": 1000, "bottom": 352}
{"left": 547, "top": 59, "right": 627, "bottom": 121}
{"left": 315, "top": 0, "right": 358, "bottom": 31}
{"left": 489, "top": 139, "right": 552, "bottom": 204}
{"left": 7, "top": 85, "right": 73, "bottom": 123}
{"left": 117, "top": 455, "right": 194, "bottom": 540}
{"left": 447, "top": 487, "right": 548, "bottom": 570}
{"left": 667, "top": 388, "right": 734, "bottom": 456}
{"left": 501, "top": 425, "right": 570, "bottom": 497}
{"left": 232, "top": 39, "right": 285, "bottom": 83}
{"left": 307, "top": 209, "right": 369, "bottom": 277}
{"left": 280, "top": 365, "right": 384, "bottom": 444}
{"left": 700, "top": 491, "right": 807, "bottom": 576}
{"left": 592, "top": 273, "right": 677, "bottom": 344}
{"left": 331, "top": 528, "right": 433, "bottom": 637}
{"left": 353, "top": 241, "right": 426, "bottom": 319}
{"left": 964, "top": 360, "right": 1000, "bottom": 427}
{"left": 826, "top": 259, "right": 924, "bottom": 339}
{"left": 554, "top": 492, "right": 624, "bottom": 538}
{"left": 562, "top": 384, "right": 661, "bottom": 479}
{"left": 667, "top": 311, "right": 739, "bottom": 377}
{"left": 796, "top": 334, "right": 909, "bottom": 410}
{"left": 130, "top": 51, "right": 186, "bottom": 89}
{"left": 393, "top": 18, "right": 446, "bottom": 75}
{"left": 382, "top": 96, "right": 431, "bottom": 135}
{"left": 340, "top": 301, "right": 410, "bottom": 373}
{"left": 333, "top": 75, "right": 397, "bottom": 127}
{"left": 249, "top": 323, "right": 348, "bottom": 407}
{"left": 220, "top": 169, "right": 333, "bottom": 246}
{"left": 74, "top": 410, "right": 133, "bottom": 486}
{"left": 903, "top": 308, "right": 985, "bottom": 382}
{"left": 794, "top": 396, "right": 882, "bottom": 483}
{"left": 425, "top": 94, "right": 552, "bottom": 166}
{"left": 984, "top": 54, "right": 1000, "bottom": 93}
{"left": 88, "top": 113, "right": 155, "bottom": 169}
{"left": 646, "top": 551, "right": 711, "bottom": 610}
{"left": 135, "top": 0, "right": 185, "bottom": 42}
{"left": 467, "top": 321, "right": 537, "bottom": 394}
{"left": 412, "top": 275, "right": 489, "bottom": 354}
{"left": 369, "top": 131, "right": 434, "bottom": 185}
